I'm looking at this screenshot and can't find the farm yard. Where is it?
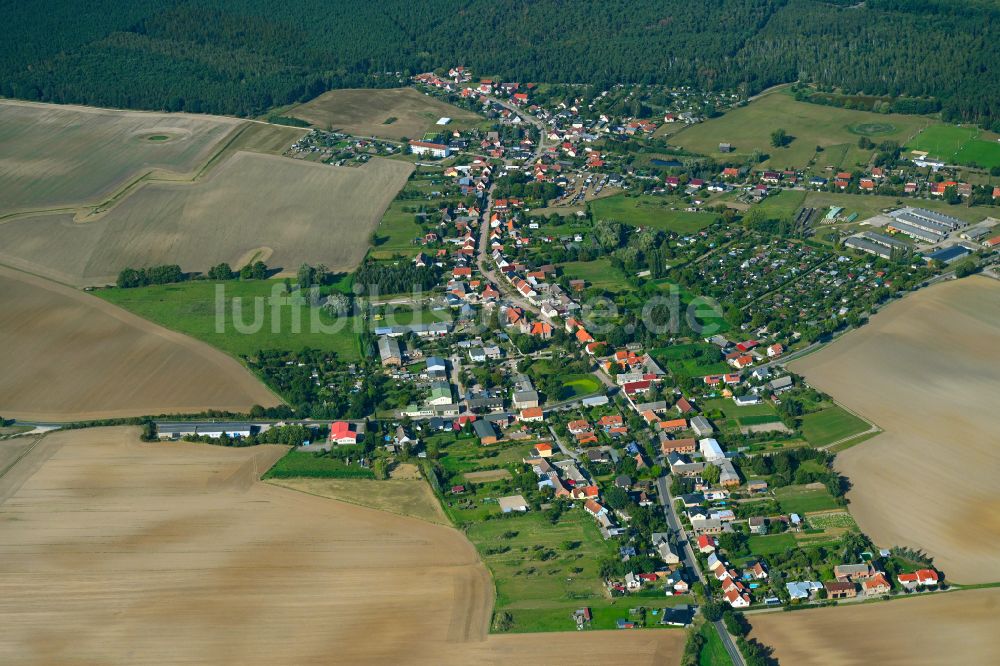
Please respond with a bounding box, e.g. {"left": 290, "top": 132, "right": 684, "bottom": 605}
{"left": 0, "top": 100, "right": 242, "bottom": 216}
{"left": 750, "top": 588, "right": 1000, "bottom": 665}
{"left": 0, "top": 267, "right": 281, "bottom": 421}
{"left": 0, "top": 152, "right": 412, "bottom": 285}
{"left": 0, "top": 426, "right": 684, "bottom": 665}
{"left": 669, "top": 88, "right": 931, "bottom": 171}
{"left": 791, "top": 276, "right": 1000, "bottom": 583}
{"left": 287, "top": 87, "right": 484, "bottom": 141}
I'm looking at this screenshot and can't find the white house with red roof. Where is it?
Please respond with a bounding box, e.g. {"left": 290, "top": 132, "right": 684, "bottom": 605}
{"left": 328, "top": 421, "right": 359, "bottom": 445}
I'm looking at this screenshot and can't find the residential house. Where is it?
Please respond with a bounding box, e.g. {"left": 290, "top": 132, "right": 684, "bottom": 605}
{"left": 660, "top": 436, "right": 696, "bottom": 456}
{"left": 834, "top": 564, "right": 876, "bottom": 582}
{"left": 652, "top": 532, "right": 680, "bottom": 565}
{"left": 328, "top": 421, "right": 360, "bottom": 445}
{"left": 512, "top": 389, "right": 540, "bottom": 410}
{"left": 724, "top": 588, "right": 751, "bottom": 608}
{"left": 863, "top": 573, "right": 891, "bottom": 596}
{"left": 697, "top": 534, "right": 717, "bottom": 554}
{"left": 748, "top": 562, "right": 768, "bottom": 580}
{"left": 409, "top": 140, "right": 451, "bottom": 158}
{"left": 520, "top": 407, "right": 544, "bottom": 423}
{"left": 897, "top": 569, "right": 940, "bottom": 590}
{"left": 748, "top": 517, "right": 767, "bottom": 535}
{"left": 659, "top": 418, "right": 687, "bottom": 433}
{"left": 786, "top": 581, "right": 823, "bottom": 601}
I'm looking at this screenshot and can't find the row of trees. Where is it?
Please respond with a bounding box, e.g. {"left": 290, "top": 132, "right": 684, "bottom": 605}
{"left": 117, "top": 261, "right": 273, "bottom": 288}
{"left": 116, "top": 264, "right": 184, "bottom": 288}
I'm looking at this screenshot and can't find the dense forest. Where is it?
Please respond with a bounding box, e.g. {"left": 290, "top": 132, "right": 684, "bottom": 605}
{"left": 1, "top": 0, "right": 997, "bottom": 126}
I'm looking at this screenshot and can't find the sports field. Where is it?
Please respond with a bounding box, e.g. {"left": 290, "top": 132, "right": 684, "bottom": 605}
{"left": 0, "top": 152, "right": 412, "bottom": 285}
{"left": 751, "top": 588, "right": 1000, "bottom": 665}
{"left": 0, "top": 100, "right": 242, "bottom": 216}
{"left": 791, "top": 276, "right": 1000, "bottom": 583}
{"left": 753, "top": 190, "right": 1000, "bottom": 228}
{"left": 906, "top": 124, "right": 1000, "bottom": 168}
{"left": 0, "top": 426, "right": 683, "bottom": 665}
{"left": 671, "top": 90, "right": 931, "bottom": 170}
{"left": 590, "top": 194, "right": 719, "bottom": 233}
{"left": 289, "top": 88, "right": 483, "bottom": 140}
{"left": 0, "top": 267, "right": 280, "bottom": 421}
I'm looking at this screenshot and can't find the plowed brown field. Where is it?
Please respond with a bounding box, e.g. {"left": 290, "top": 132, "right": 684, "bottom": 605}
{"left": 0, "top": 427, "right": 684, "bottom": 665}
{"left": 0, "top": 267, "right": 280, "bottom": 420}
{"left": 791, "top": 276, "right": 1000, "bottom": 583}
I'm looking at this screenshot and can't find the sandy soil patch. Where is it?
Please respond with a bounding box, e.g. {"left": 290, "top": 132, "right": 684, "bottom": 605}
{"left": 268, "top": 476, "right": 449, "bottom": 525}
{"left": 790, "top": 276, "right": 1000, "bottom": 583}
{"left": 0, "top": 427, "right": 683, "bottom": 665}
{"left": 289, "top": 87, "right": 482, "bottom": 140}
{"left": 750, "top": 588, "right": 1000, "bottom": 665}
{"left": 0, "top": 100, "right": 241, "bottom": 216}
{"left": 0, "top": 267, "right": 280, "bottom": 420}
{"left": 0, "top": 152, "right": 412, "bottom": 285}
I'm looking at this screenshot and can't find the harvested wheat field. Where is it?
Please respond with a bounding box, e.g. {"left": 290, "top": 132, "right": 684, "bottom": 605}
{"left": 0, "top": 427, "right": 684, "bottom": 665}
{"left": 790, "top": 276, "right": 1000, "bottom": 583}
{"left": 0, "top": 100, "right": 242, "bottom": 216}
{"left": 289, "top": 87, "right": 483, "bottom": 140}
{"left": 268, "top": 474, "right": 450, "bottom": 525}
{"left": 0, "top": 267, "right": 280, "bottom": 420}
{"left": 750, "top": 588, "right": 1000, "bottom": 665}
{"left": 0, "top": 152, "right": 412, "bottom": 285}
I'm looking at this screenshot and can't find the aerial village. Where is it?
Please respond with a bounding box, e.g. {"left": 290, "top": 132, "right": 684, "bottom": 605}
{"left": 160, "top": 65, "right": 993, "bottom": 632}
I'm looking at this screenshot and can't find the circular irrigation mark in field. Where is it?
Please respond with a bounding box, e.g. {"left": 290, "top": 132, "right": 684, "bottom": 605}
{"left": 847, "top": 122, "right": 897, "bottom": 136}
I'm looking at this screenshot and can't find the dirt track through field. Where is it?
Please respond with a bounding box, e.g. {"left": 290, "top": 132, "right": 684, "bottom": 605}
{"left": 750, "top": 588, "right": 1000, "bottom": 665}
{"left": 791, "top": 276, "right": 1000, "bottom": 583}
{"left": 0, "top": 427, "right": 684, "bottom": 665}
{"left": 0, "top": 267, "right": 280, "bottom": 420}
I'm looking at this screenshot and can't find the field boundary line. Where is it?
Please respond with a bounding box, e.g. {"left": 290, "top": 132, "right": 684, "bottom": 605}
{"left": 264, "top": 477, "right": 451, "bottom": 527}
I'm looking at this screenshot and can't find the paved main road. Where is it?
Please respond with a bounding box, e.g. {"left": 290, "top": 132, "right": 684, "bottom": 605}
{"left": 657, "top": 476, "right": 745, "bottom": 666}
